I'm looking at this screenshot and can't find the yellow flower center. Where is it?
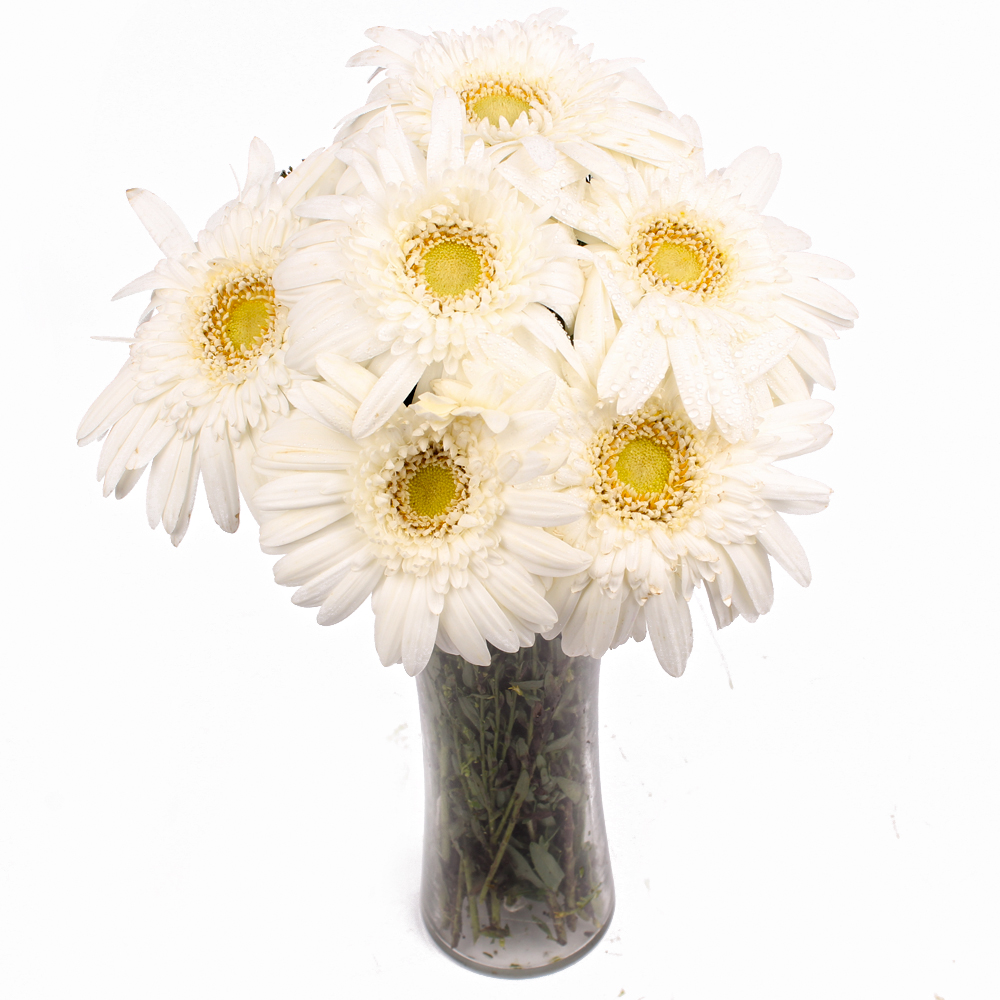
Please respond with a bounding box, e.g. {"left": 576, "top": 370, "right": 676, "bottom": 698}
{"left": 405, "top": 463, "right": 459, "bottom": 518}
{"left": 404, "top": 222, "right": 496, "bottom": 307}
{"left": 224, "top": 298, "right": 272, "bottom": 352}
{"left": 386, "top": 445, "right": 471, "bottom": 537}
{"left": 650, "top": 243, "right": 704, "bottom": 287}
{"left": 460, "top": 79, "right": 543, "bottom": 129}
{"left": 615, "top": 438, "right": 673, "bottom": 494}
{"left": 471, "top": 93, "right": 532, "bottom": 128}
{"left": 633, "top": 215, "right": 730, "bottom": 297}
{"left": 589, "top": 411, "right": 706, "bottom": 526}
{"left": 197, "top": 267, "right": 279, "bottom": 379}
{"left": 421, "top": 241, "right": 483, "bottom": 298}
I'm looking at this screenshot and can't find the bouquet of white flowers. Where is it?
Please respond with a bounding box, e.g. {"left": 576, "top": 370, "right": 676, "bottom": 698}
{"left": 78, "top": 9, "right": 854, "bottom": 976}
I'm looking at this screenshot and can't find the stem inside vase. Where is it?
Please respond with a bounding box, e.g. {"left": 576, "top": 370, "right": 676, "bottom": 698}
{"left": 416, "top": 636, "right": 614, "bottom": 976}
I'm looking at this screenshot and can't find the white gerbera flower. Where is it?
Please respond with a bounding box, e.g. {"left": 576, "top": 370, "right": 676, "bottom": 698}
{"left": 341, "top": 9, "right": 698, "bottom": 187}
{"left": 466, "top": 299, "right": 831, "bottom": 677}
{"left": 502, "top": 147, "right": 856, "bottom": 441}
{"left": 252, "top": 353, "right": 591, "bottom": 675}
{"left": 273, "top": 92, "right": 585, "bottom": 440}
{"left": 77, "top": 140, "right": 342, "bottom": 544}
{"left": 549, "top": 393, "right": 832, "bottom": 675}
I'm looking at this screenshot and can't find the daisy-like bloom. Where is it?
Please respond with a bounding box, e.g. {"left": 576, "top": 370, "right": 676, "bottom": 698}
{"left": 274, "top": 91, "right": 585, "bottom": 440}
{"left": 341, "top": 9, "right": 698, "bottom": 188}
{"left": 252, "top": 353, "right": 591, "bottom": 675}
{"left": 502, "top": 147, "right": 856, "bottom": 441}
{"left": 77, "top": 140, "right": 342, "bottom": 544}
{"left": 548, "top": 392, "right": 832, "bottom": 675}
{"left": 466, "top": 297, "right": 832, "bottom": 677}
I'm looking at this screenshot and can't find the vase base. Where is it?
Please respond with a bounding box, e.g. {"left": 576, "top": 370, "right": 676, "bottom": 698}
{"left": 422, "top": 900, "right": 615, "bottom": 979}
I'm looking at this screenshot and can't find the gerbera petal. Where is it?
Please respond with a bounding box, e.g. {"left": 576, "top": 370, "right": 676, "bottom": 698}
{"left": 644, "top": 587, "right": 693, "bottom": 677}
{"left": 199, "top": 425, "right": 240, "bottom": 533}
{"left": 440, "top": 590, "right": 492, "bottom": 665}
{"left": 166, "top": 446, "right": 200, "bottom": 547}
{"left": 352, "top": 352, "right": 426, "bottom": 439}
{"left": 756, "top": 514, "right": 811, "bottom": 587}
{"left": 666, "top": 330, "right": 711, "bottom": 430}
{"left": 242, "top": 137, "right": 276, "bottom": 200}
{"left": 723, "top": 147, "right": 782, "bottom": 211}
{"left": 125, "top": 188, "right": 196, "bottom": 257}
{"left": 259, "top": 504, "right": 351, "bottom": 552}
{"left": 401, "top": 576, "right": 442, "bottom": 675}
{"left": 501, "top": 488, "right": 587, "bottom": 526}
{"left": 317, "top": 559, "right": 384, "bottom": 626}
{"left": 374, "top": 573, "right": 414, "bottom": 666}
{"left": 498, "top": 519, "right": 592, "bottom": 576}
{"left": 597, "top": 310, "right": 668, "bottom": 413}
{"left": 426, "top": 89, "right": 466, "bottom": 181}
{"left": 480, "top": 559, "right": 553, "bottom": 632}
{"left": 458, "top": 576, "right": 519, "bottom": 653}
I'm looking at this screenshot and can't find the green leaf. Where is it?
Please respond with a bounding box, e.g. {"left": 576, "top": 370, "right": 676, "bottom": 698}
{"left": 505, "top": 844, "right": 544, "bottom": 889}
{"left": 555, "top": 776, "right": 582, "bottom": 803}
{"left": 458, "top": 695, "right": 480, "bottom": 727}
{"left": 545, "top": 732, "right": 574, "bottom": 754}
{"left": 513, "top": 767, "right": 530, "bottom": 801}
{"left": 462, "top": 663, "right": 476, "bottom": 689}
{"left": 529, "top": 841, "right": 565, "bottom": 892}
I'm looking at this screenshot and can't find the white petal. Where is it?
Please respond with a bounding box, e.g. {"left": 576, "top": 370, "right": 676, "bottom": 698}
{"left": 480, "top": 559, "right": 553, "bottom": 632}
{"left": 78, "top": 362, "right": 136, "bottom": 446}
{"left": 258, "top": 504, "right": 351, "bottom": 552}
{"left": 597, "top": 309, "right": 668, "bottom": 412}
{"left": 583, "top": 586, "right": 623, "bottom": 660}
{"left": 425, "top": 88, "right": 465, "bottom": 181}
{"left": 314, "top": 353, "right": 381, "bottom": 406}
{"left": 666, "top": 330, "right": 711, "bottom": 430}
{"left": 458, "top": 576, "right": 519, "bottom": 653}
{"left": 723, "top": 147, "right": 782, "bottom": 210}
{"left": 161, "top": 437, "right": 197, "bottom": 535}
{"left": 352, "top": 353, "right": 425, "bottom": 439}
{"left": 126, "top": 188, "right": 196, "bottom": 257}
{"left": 765, "top": 357, "right": 811, "bottom": 403}
{"left": 759, "top": 466, "right": 831, "bottom": 514}
{"left": 114, "top": 464, "right": 146, "bottom": 499}
{"left": 199, "top": 425, "right": 240, "bottom": 533}
{"left": 317, "top": 559, "right": 384, "bottom": 626}
{"left": 287, "top": 381, "right": 357, "bottom": 438}
{"left": 498, "top": 519, "right": 592, "bottom": 577}
{"left": 522, "top": 303, "right": 588, "bottom": 381}
{"left": 254, "top": 472, "right": 353, "bottom": 511}
{"left": 788, "top": 332, "right": 836, "bottom": 390}
{"left": 374, "top": 573, "right": 413, "bottom": 666}
{"left": 242, "top": 137, "right": 275, "bottom": 200}
{"left": 362, "top": 25, "right": 424, "bottom": 60}
{"left": 112, "top": 270, "right": 160, "bottom": 301}
{"left": 784, "top": 276, "right": 858, "bottom": 322}
{"left": 440, "top": 590, "right": 492, "bottom": 665}
{"left": 501, "top": 488, "right": 587, "bottom": 526}
{"left": 725, "top": 542, "right": 773, "bottom": 615}
{"left": 704, "top": 579, "right": 737, "bottom": 629}
{"left": 402, "top": 577, "right": 441, "bottom": 676}
{"left": 644, "top": 588, "right": 693, "bottom": 677}
{"left": 573, "top": 266, "right": 617, "bottom": 386}
{"left": 146, "top": 433, "right": 185, "bottom": 529}
{"left": 755, "top": 514, "right": 810, "bottom": 587}
{"left": 273, "top": 519, "right": 363, "bottom": 585}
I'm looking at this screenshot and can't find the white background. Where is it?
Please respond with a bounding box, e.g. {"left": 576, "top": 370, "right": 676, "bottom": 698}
{"left": 2, "top": 1, "right": 997, "bottom": 998}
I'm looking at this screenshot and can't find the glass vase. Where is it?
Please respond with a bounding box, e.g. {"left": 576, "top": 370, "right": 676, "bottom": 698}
{"left": 416, "top": 636, "right": 614, "bottom": 977}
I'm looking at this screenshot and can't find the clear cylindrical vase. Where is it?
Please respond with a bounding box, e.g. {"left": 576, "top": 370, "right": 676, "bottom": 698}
{"left": 416, "top": 636, "right": 614, "bottom": 976}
